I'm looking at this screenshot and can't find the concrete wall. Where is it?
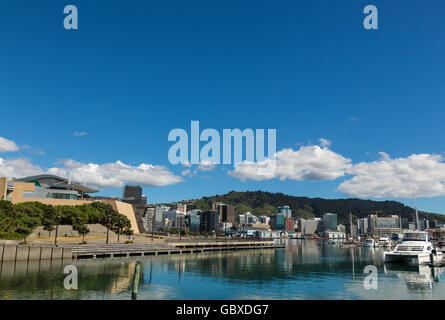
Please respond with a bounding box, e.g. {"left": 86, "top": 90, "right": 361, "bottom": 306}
{"left": 103, "top": 200, "right": 140, "bottom": 234}
{"left": 0, "top": 245, "right": 73, "bottom": 262}
{"left": 30, "top": 224, "right": 117, "bottom": 238}
{"left": 0, "top": 177, "right": 7, "bottom": 200}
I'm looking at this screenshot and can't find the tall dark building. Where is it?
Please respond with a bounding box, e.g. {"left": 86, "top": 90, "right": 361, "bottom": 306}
{"left": 218, "top": 204, "right": 237, "bottom": 225}
{"left": 200, "top": 210, "right": 219, "bottom": 232}
{"left": 122, "top": 185, "right": 147, "bottom": 233}
{"left": 122, "top": 185, "right": 146, "bottom": 205}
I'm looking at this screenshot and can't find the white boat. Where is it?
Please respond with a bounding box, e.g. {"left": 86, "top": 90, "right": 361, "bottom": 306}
{"left": 379, "top": 237, "right": 391, "bottom": 248}
{"left": 384, "top": 231, "right": 443, "bottom": 265}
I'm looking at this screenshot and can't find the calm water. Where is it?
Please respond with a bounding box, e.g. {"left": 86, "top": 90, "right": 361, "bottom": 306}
{"left": 0, "top": 240, "right": 444, "bottom": 300}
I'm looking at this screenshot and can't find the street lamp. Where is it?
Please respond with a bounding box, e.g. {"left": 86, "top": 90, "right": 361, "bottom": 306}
{"left": 151, "top": 209, "right": 155, "bottom": 242}
{"left": 54, "top": 206, "right": 60, "bottom": 246}
{"left": 106, "top": 209, "right": 110, "bottom": 244}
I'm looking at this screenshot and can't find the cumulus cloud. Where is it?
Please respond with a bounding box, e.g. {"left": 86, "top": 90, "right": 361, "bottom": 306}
{"left": 181, "top": 161, "right": 217, "bottom": 177}
{"left": 198, "top": 160, "right": 216, "bottom": 171}
{"left": 318, "top": 138, "right": 331, "bottom": 148}
{"left": 229, "top": 144, "right": 352, "bottom": 182}
{"left": 338, "top": 152, "right": 445, "bottom": 198}
{"left": 0, "top": 158, "right": 43, "bottom": 178}
{"left": 0, "top": 137, "right": 19, "bottom": 153}
{"left": 47, "top": 159, "right": 182, "bottom": 188}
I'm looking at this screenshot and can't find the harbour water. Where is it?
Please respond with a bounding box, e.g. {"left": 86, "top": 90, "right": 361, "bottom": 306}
{"left": 0, "top": 240, "right": 444, "bottom": 300}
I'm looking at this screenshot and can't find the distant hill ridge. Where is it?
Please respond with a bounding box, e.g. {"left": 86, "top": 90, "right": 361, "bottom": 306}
{"left": 176, "top": 191, "right": 445, "bottom": 225}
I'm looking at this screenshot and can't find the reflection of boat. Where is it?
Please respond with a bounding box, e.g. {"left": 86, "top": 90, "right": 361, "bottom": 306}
{"left": 363, "top": 239, "right": 377, "bottom": 248}
{"left": 379, "top": 237, "right": 392, "bottom": 248}
{"left": 384, "top": 263, "right": 443, "bottom": 290}
{"left": 384, "top": 231, "right": 443, "bottom": 265}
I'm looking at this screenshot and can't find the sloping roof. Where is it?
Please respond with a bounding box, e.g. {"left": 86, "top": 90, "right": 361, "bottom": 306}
{"left": 16, "top": 174, "right": 99, "bottom": 194}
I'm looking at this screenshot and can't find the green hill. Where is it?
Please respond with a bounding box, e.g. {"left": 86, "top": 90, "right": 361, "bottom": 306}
{"left": 182, "top": 191, "right": 445, "bottom": 225}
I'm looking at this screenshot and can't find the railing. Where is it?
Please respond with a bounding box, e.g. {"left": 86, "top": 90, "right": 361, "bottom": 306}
{"left": 163, "top": 238, "right": 272, "bottom": 243}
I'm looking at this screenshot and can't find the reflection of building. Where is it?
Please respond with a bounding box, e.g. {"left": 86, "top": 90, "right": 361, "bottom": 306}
{"left": 0, "top": 175, "right": 139, "bottom": 233}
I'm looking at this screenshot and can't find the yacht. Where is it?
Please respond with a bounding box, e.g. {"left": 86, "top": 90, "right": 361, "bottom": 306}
{"left": 384, "top": 231, "right": 443, "bottom": 265}
{"left": 379, "top": 237, "right": 391, "bottom": 248}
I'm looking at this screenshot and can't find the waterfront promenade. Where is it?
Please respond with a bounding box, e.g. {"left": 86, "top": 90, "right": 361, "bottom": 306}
{"left": 0, "top": 239, "right": 284, "bottom": 262}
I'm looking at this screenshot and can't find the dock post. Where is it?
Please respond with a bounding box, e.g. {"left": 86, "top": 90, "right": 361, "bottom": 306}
{"left": 131, "top": 261, "right": 142, "bottom": 300}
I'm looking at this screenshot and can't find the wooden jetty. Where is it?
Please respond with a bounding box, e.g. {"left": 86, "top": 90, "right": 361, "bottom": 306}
{"left": 69, "top": 240, "right": 285, "bottom": 259}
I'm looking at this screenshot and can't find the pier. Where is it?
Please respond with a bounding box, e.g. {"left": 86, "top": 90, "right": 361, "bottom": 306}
{"left": 70, "top": 240, "right": 284, "bottom": 259}
{"left": 0, "top": 240, "right": 285, "bottom": 262}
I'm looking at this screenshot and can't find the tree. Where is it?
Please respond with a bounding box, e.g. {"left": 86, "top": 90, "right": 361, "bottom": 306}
{"left": 15, "top": 225, "right": 32, "bottom": 243}
{"left": 73, "top": 224, "right": 90, "bottom": 242}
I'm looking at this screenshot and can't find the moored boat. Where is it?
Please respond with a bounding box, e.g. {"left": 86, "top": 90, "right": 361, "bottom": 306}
{"left": 384, "top": 231, "right": 443, "bottom": 265}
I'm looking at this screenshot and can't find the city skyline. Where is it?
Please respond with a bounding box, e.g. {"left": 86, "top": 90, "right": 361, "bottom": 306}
{"left": 2, "top": 1, "right": 445, "bottom": 213}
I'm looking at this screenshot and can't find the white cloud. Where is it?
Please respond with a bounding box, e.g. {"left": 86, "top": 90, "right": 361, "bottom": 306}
{"left": 74, "top": 131, "right": 87, "bottom": 137}
{"left": 318, "top": 138, "right": 331, "bottom": 148}
{"left": 338, "top": 152, "right": 445, "bottom": 198}
{"left": 198, "top": 160, "right": 216, "bottom": 171}
{"left": 47, "top": 159, "right": 182, "bottom": 188}
{"left": 229, "top": 144, "right": 351, "bottom": 182}
{"left": 0, "top": 158, "right": 43, "bottom": 178}
{"left": 0, "top": 137, "right": 19, "bottom": 153}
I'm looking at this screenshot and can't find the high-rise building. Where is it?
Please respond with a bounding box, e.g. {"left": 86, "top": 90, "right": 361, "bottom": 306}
{"left": 218, "top": 204, "right": 237, "bottom": 224}
{"left": 143, "top": 206, "right": 155, "bottom": 232}
{"left": 284, "top": 217, "right": 294, "bottom": 231}
{"left": 367, "top": 214, "right": 402, "bottom": 236}
{"left": 187, "top": 214, "right": 200, "bottom": 232}
{"left": 259, "top": 215, "right": 270, "bottom": 225}
{"left": 122, "top": 185, "right": 146, "bottom": 205}
{"left": 296, "top": 218, "right": 322, "bottom": 234}
{"left": 323, "top": 213, "right": 338, "bottom": 231}
{"left": 357, "top": 218, "right": 368, "bottom": 235}
{"left": 166, "top": 209, "right": 185, "bottom": 229}
{"left": 270, "top": 213, "right": 285, "bottom": 230}
{"left": 154, "top": 205, "right": 170, "bottom": 229}
{"left": 237, "top": 212, "right": 257, "bottom": 225}
{"left": 277, "top": 206, "right": 292, "bottom": 218}
{"left": 200, "top": 210, "right": 219, "bottom": 232}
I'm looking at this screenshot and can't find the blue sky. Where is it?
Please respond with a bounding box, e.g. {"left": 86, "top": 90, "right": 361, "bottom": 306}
{"left": 1, "top": 0, "right": 445, "bottom": 213}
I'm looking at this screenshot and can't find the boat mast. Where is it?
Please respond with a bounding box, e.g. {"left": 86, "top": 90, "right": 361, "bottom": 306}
{"left": 349, "top": 212, "right": 353, "bottom": 239}
{"left": 413, "top": 185, "right": 420, "bottom": 231}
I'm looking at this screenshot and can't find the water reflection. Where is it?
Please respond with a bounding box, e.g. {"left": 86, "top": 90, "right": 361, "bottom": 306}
{"left": 0, "top": 240, "right": 443, "bottom": 300}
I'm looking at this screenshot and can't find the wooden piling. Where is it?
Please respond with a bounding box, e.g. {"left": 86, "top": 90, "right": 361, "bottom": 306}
{"left": 131, "top": 261, "right": 142, "bottom": 300}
